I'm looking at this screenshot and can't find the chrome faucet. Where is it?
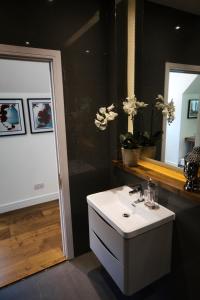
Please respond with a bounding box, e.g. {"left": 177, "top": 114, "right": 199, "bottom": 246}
{"left": 129, "top": 184, "right": 144, "bottom": 203}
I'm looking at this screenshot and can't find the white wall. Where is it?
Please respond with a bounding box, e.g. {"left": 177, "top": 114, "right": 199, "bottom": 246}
{"left": 195, "top": 109, "right": 200, "bottom": 146}
{"left": 0, "top": 59, "right": 59, "bottom": 212}
{"left": 165, "top": 72, "right": 197, "bottom": 166}
{"left": 179, "top": 91, "right": 200, "bottom": 160}
{"left": 0, "top": 59, "right": 51, "bottom": 93}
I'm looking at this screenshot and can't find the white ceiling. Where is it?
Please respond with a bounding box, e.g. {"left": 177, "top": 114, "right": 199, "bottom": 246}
{"left": 148, "top": 0, "right": 200, "bottom": 16}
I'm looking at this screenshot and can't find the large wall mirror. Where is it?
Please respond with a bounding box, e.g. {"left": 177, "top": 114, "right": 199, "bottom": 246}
{"left": 133, "top": 0, "right": 200, "bottom": 168}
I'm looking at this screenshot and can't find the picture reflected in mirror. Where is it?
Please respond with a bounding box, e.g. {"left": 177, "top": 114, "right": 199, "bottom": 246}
{"left": 187, "top": 99, "right": 200, "bottom": 119}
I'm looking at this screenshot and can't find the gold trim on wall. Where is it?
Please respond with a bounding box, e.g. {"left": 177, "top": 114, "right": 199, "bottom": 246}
{"left": 127, "top": 0, "right": 136, "bottom": 133}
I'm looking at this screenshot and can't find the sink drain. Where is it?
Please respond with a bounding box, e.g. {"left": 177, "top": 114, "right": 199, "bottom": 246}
{"left": 122, "top": 213, "right": 130, "bottom": 218}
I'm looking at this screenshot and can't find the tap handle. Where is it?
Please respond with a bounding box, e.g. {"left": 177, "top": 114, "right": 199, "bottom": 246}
{"left": 147, "top": 177, "right": 156, "bottom": 190}
{"left": 129, "top": 184, "right": 143, "bottom": 194}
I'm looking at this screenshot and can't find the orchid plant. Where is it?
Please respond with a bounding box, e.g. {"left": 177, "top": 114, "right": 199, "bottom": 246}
{"left": 122, "top": 95, "right": 148, "bottom": 119}
{"left": 94, "top": 95, "right": 148, "bottom": 131}
{"left": 155, "top": 94, "right": 175, "bottom": 125}
{"left": 94, "top": 94, "right": 175, "bottom": 131}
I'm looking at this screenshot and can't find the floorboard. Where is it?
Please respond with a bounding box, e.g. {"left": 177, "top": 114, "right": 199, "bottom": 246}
{"left": 0, "top": 200, "right": 65, "bottom": 287}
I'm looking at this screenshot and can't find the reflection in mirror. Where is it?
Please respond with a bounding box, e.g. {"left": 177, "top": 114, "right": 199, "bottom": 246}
{"left": 163, "top": 63, "right": 200, "bottom": 168}
{"left": 134, "top": 0, "right": 200, "bottom": 168}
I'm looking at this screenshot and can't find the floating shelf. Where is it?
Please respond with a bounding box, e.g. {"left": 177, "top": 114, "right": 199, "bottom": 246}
{"left": 112, "top": 160, "right": 200, "bottom": 203}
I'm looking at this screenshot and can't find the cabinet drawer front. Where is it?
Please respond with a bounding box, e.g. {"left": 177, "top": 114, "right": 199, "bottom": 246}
{"left": 88, "top": 206, "right": 124, "bottom": 262}
{"left": 90, "top": 229, "right": 124, "bottom": 292}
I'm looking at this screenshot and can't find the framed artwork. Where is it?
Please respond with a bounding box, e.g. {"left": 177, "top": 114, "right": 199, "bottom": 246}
{"left": 0, "top": 99, "right": 26, "bottom": 136}
{"left": 187, "top": 99, "right": 200, "bottom": 119}
{"left": 27, "top": 98, "right": 54, "bottom": 133}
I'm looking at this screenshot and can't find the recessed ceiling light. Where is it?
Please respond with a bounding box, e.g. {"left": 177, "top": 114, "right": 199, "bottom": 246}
{"left": 48, "top": 0, "right": 54, "bottom": 2}
{"left": 175, "top": 25, "right": 181, "bottom": 30}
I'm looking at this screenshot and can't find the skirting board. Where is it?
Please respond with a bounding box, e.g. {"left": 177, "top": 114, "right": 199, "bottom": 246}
{"left": 0, "top": 192, "right": 59, "bottom": 213}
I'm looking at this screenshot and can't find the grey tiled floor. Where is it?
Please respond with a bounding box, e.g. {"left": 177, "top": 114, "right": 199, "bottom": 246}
{"left": 0, "top": 252, "right": 175, "bottom": 300}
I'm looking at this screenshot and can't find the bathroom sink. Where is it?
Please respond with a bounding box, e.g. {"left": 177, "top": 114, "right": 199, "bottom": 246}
{"left": 87, "top": 185, "right": 175, "bottom": 238}
{"left": 87, "top": 185, "right": 175, "bottom": 294}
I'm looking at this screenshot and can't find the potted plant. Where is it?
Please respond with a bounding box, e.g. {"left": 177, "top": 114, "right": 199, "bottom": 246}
{"left": 94, "top": 94, "right": 175, "bottom": 163}
{"left": 94, "top": 96, "right": 148, "bottom": 166}
{"left": 133, "top": 131, "right": 163, "bottom": 159}
{"left": 132, "top": 95, "right": 175, "bottom": 159}
{"left": 120, "top": 132, "right": 141, "bottom": 166}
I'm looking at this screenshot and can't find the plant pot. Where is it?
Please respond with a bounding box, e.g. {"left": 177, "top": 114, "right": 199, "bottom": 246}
{"left": 141, "top": 146, "right": 156, "bottom": 159}
{"left": 121, "top": 147, "right": 141, "bottom": 167}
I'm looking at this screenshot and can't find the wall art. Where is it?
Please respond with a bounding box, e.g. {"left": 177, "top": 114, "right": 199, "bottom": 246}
{"left": 27, "top": 98, "right": 54, "bottom": 133}
{"left": 0, "top": 99, "right": 26, "bottom": 136}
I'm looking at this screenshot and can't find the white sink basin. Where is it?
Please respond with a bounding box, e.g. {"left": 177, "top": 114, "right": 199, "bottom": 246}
{"left": 87, "top": 185, "right": 175, "bottom": 238}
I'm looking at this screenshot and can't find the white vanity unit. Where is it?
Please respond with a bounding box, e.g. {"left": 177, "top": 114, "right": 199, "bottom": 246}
{"left": 87, "top": 186, "right": 175, "bottom": 295}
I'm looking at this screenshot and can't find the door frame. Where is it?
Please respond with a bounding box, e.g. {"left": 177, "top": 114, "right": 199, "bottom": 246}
{"left": 0, "top": 43, "right": 74, "bottom": 259}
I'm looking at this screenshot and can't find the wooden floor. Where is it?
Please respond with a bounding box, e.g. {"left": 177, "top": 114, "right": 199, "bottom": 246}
{"left": 0, "top": 200, "right": 65, "bottom": 288}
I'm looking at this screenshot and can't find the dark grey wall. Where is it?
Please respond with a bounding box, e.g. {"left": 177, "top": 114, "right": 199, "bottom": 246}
{"left": 135, "top": 0, "right": 200, "bottom": 159}
{"left": 0, "top": 0, "right": 116, "bottom": 256}
{"left": 112, "top": 166, "right": 200, "bottom": 299}
{"left": 115, "top": 0, "right": 128, "bottom": 158}
{"left": 109, "top": 0, "right": 128, "bottom": 162}
{"left": 62, "top": 2, "right": 114, "bottom": 256}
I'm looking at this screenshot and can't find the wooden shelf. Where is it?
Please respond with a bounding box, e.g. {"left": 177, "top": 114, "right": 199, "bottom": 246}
{"left": 112, "top": 160, "right": 200, "bottom": 203}
{"left": 185, "top": 136, "right": 195, "bottom": 143}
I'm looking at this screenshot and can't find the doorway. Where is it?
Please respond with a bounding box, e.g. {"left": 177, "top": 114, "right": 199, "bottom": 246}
{"left": 0, "top": 44, "right": 74, "bottom": 287}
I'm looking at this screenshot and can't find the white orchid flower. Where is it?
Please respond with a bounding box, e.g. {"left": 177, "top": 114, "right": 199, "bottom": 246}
{"left": 136, "top": 101, "right": 148, "bottom": 108}
{"left": 155, "top": 102, "right": 164, "bottom": 110}
{"left": 95, "top": 94, "right": 149, "bottom": 131}
{"left": 99, "top": 107, "right": 106, "bottom": 114}
{"left": 126, "top": 95, "right": 136, "bottom": 101}
{"left": 99, "top": 125, "right": 107, "bottom": 131}
{"left": 101, "top": 118, "right": 108, "bottom": 125}
{"left": 155, "top": 95, "right": 175, "bottom": 125}
{"left": 169, "top": 99, "right": 175, "bottom": 108}
{"left": 123, "top": 101, "right": 136, "bottom": 111}
{"left": 162, "top": 108, "right": 168, "bottom": 116}
{"left": 106, "top": 111, "right": 118, "bottom": 121}
{"left": 95, "top": 102, "right": 118, "bottom": 130}
{"left": 122, "top": 102, "right": 129, "bottom": 112}
{"left": 95, "top": 117, "right": 108, "bottom": 129}
{"left": 123, "top": 95, "right": 147, "bottom": 118}
{"left": 107, "top": 104, "right": 115, "bottom": 112}
{"left": 94, "top": 119, "right": 102, "bottom": 127}
{"left": 156, "top": 94, "right": 164, "bottom": 101}
{"left": 96, "top": 113, "right": 104, "bottom": 121}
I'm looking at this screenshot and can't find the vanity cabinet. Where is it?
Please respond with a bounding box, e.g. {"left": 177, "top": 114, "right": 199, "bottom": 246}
{"left": 88, "top": 205, "right": 174, "bottom": 295}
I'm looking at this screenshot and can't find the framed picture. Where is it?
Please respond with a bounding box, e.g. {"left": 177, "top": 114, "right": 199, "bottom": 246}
{"left": 0, "top": 99, "right": 26, "bottom": 136}
{"left": 27, "top": 98, "right": 54, "bottom": 133}
{"left": 187, "top": 99, "right": 200, "bottom": 119}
